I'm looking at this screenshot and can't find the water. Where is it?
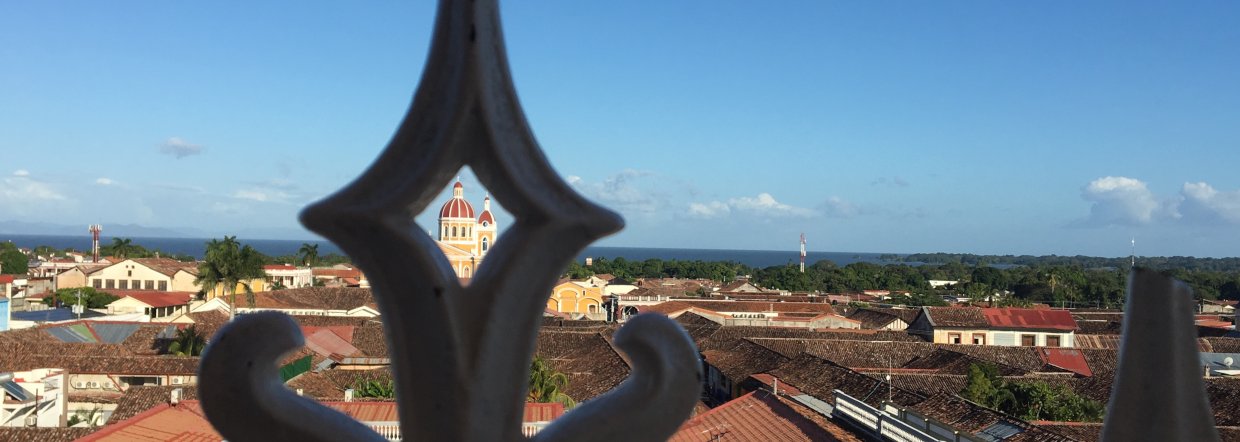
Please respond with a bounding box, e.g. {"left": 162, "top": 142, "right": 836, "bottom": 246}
{"left": 1, "top": 234, "right": 897, "bottom": 269}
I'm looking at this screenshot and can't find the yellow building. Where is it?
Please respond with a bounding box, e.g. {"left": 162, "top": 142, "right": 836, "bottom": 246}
{"left": 547, "top": 280, "right": 606, "bottom": 320}
{"left": 204, "top": 277, "right": 269, "bottom": 300}
{"left": 435, "top": 180, "right": 498, "bottom": 278}
{"left": 84, "top": 258, "right": 200, "bottom": 292}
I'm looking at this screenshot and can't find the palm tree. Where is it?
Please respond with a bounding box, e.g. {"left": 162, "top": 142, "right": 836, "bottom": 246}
{"left": 298, "top": 243, "right": 319, "bottom": 267}
{"left": 111, "top": 237, "right": 134, "bottom": 259}
{"left": 528, "top": 356, "right": 575, "bottom": 407}
{"left": 168, "top": 325, "right": 206, "bottom": 356}
{"left": 197, "top": 236, "right": 267, "bottom": 318}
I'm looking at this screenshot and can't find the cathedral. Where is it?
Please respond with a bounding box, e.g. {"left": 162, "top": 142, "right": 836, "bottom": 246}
{"left": 435, "top": 180, "right": 497, "bottom": 278}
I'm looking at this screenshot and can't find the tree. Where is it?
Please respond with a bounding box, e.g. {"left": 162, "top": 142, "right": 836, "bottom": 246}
{"left": 960, "top": 363, "right": 1103, "bottom": 422}
{"left": 298, "top": 243, "right": 320, "bottom": 267}
{"left": 352, "top": 378, "right": 396, "bottom": 399}
{"left": 110, "top": 237, "right": 135, "bottom": 260}
{"left": 43, "top": 287, "right": 118, "bottom": 309}
{"left": 0, "top": 241, "right": 28, "bottom": 275}
{"left": 168, "top": 325, "right": 207, "bottom": 356}
{"left": 528, "top": 356, "right": 574, "bottom": 407}
{"left": 197, "top": 236, "right": 266, "bottom": 311}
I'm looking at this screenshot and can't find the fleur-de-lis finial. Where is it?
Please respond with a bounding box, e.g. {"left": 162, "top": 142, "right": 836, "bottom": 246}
{"left": 197, "top": 1, "right": 702, "bottom": 441}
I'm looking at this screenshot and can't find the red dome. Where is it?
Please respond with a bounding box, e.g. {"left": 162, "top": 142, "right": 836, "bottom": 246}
{"left": 478, "top": 210, "right": 495, "bottom": 225}
{"left": 439, "top": 198, "right": 475, "bottom": 218}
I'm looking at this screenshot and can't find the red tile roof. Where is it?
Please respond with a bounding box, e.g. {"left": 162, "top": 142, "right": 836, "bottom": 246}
{"left": 113, "top": 291, "right": 195, "bottom": 308}
{"left": 982, "top": 308, "right": 1078, "bottom": 331}
{"left": 524, "top": 403, "right": 565, "bottom": 422}
{"left": 264, "top": 264, "right": 298, "bottom": 270}
{"left": 0, "top": 275, "right": 14, "bottom": 284}
{"left": 1038, "top": 348, "right": 1093, "bottom": 377}
{"left": 313, "top": 268, "right": 362, "bottom": 279}
{"left": 671, "top": 390, "right": 859, "bottom": 441}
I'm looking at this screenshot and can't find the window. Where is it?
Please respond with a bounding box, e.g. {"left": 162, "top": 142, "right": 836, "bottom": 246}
{"left": 1047, "top": 335, "right": 1061, "bottom": 347}
{"left": 106, "top": 279, "right": 115, "bottom": 289}
{"left": 1021, "top": 335, "right": 1037, "bottom": 346}
{"left": 145, "top": 280, "right": 154, "bottom": 290}
{"left": 452, "top": 226, "right": 457, "bottom": 237}
{"left": 119, "top": 280, "right": 129, "bottom": 290}
{"left": 482, "top": 221, "right": 489, "bottom": 227}
{"left": 481, "top": 237, "right": 489, "bottom": 252}
{"left": 127, "top": 270, "right": 132, "bottom": 277}
{"left": 972, "top": 333, "right": 986, "bottom": 345}
{"left": 93, "top": 279, "right": 102, "bottom": 288}
{"left": 158, "top": 281, "right": 168, "bottom": 291}
{"left": 948, "top": 333, "right": 962, "bottom": 344}
{"left": 588, "top": 304, "right": 598, "bottom": 313}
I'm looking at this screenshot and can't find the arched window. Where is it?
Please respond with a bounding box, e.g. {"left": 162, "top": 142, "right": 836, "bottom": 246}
{"left": 463, "top": 266, "right": 471, "bottom": 277}
{"left": 588, "top": 304, "right": 598, "bottom": 314}
{"left": 482, "top": 221, "right": 489, "bottom": 227}
{"left": 481, "top": 237, "right": 489, "bottom": 252}
{"left": 452, "top": 226, "right": 457, "bottom": 237}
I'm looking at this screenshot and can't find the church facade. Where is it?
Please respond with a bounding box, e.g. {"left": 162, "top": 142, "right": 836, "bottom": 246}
{"left": 436, "top": 181, "right": 497, "bottom": 278}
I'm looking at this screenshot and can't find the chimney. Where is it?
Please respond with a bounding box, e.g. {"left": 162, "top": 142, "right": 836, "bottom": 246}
{"left": 344, "top": 388, "right": 354, "bottom": 402}
{"left": 170, "top": 387, "right": 182, "bottom": 405}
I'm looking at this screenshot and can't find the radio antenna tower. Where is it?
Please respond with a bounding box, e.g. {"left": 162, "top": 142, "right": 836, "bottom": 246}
{"left": 799, "top": 233, "right": 807, "bottom": 273}
{"left": 89, "top": 224, "right": 103, "bottom": 263}
{"left": 1130, "top": 237, "right": 1136, "bottom": 269}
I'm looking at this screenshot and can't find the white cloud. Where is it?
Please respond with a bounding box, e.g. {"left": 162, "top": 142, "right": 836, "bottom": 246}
{"left": 569, "top": 169, "right": 668, "bottom": 214}
{"left": 233, "top": 189, "right": 275, "bottom": 202}
{"left": 13, "top": 169, "right": 30, "bottom": 177}
{"left": 1079, "top": 176, "right": 1177, "bottom": 226}
{"left": 689, "top": 192, "right": 817, "bottom": 219}
{"left": 95, "top": 178, "right": 115, "bottom": 186}
{"left": 688, "top": 201, "right": 730, "bottom": 218}
{"left": 159, "top": 137, "right": 205, "bottom": 159}
{"left": 727, "top": 193, "right": 816, "bottom": 218}
{"left": 1181, "top": 182, "right": 1240, "bottom": 224}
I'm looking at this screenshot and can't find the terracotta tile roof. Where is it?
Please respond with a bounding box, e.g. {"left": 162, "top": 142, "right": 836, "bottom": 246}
{"left": 982, "top": 308, "right": 1078, "bottom": 331}
{"left": 245, "top": 287, "right": 377, "bottom": 310}
{"left": 524, "top": 403, "right": 565, "bottom": 422}
{"left": 107, "top": 386, "right": 201, "bottom": 423}
{"left": 695, "top": 326, "right": 921, "bottom": 354}
{"left": 702, "top": 339, "right": 789, "bottom": 382}
{"left": 350, "top": 320, "right": 389, "bottom": 357}
{"left": 0, "top": 275, "right": 14, "bottom": 284}
{"left": 1206, "top": 338, "right": 1240, "bottom": 353}
{"left": 671, "top": 390, "right": 859, "bottom": 442}
{"left": 312, "top": 268, "right": 362, "bottom": 279}
{"left": 766, "top": 353, "right": 926, "bottom": 408}
{"left": 535, "top": 329, "right": 630, "bottom": 401}
{"left": 0, "top": 427, "right": 95, "bottom": 442}
{"left": 904, "top": 393, "right": 1075, "bottom": 442}
{"left": 79, "top": 401, "right": 219, "bottom": 441}
{"left": 902, "top": 348, "right": 1029, "bottom": 376}
{"left": 111, "top": 290, "right": 194, "bottom": 308}
{"left": 747, "top": 339, "right": 939, "bottom": 370}
{"left": 1075, "top": 320, "right": 1122, "bottom": 335}
{"left": 264, "top": 264, "right": 298, "bottom": 270}
{"left": 642, "top": 300, "right": 840, "bottom": 316}
{"left": 846, "top": 308, "right": 906, "bottom": 329}
{"left": 130, "top": 258, "right": 200, "bottom": 277}
{"left": 923, "top": 307, "right": 989, "bottom": 327}
{"left": 286, "top": 368, "right": 392, "bottom": 401}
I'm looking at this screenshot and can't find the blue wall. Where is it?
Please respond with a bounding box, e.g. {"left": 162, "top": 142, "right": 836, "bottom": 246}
{"left": 0, "top": 298, "right": 9, "bottom": 331}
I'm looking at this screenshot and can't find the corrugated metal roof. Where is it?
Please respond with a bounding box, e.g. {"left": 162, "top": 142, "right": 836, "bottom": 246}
{"left": 1039, "top": 348, "right": 1093, "bottom": 377}
{"left": 978, "top": 420, "right": 1025, "bottom": 441}
{"left": 982, "top": 308, "right": 1078, "bottom": 331}
{"left": 10, "top": 308, "right": 106, "bottom": 322}
{"left": 93, "top": 323, "right": 142, "bottom": 344}
{"left": 46, "top": 323, "right": 97, "bottom": 343}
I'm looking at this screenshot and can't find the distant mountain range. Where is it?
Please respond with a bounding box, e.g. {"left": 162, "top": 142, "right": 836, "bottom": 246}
{"left": 0, "top": 220, "right": 319, "bottom": 241}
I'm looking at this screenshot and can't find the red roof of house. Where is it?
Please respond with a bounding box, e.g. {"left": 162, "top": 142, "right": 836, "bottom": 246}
{"left": 524, "top": 402, "right": 565, "bottom": 422}
{"left": 1038, "top": 348, "right": 1093, "bottom": 377}
{"left": 313, "top": 268, "right": 362, "bottom": 279}
{"left": 113, "top": 291, "right": 194, "bottom": 308}
{"left": 671, "top": 390, "right": 855, "bottom": 441}
{"left": 0, "top": 275, "right": 13, "bottom": 284}
{"left": 981, "top": 308, "right": 1077, "bottom": 331}
{"left": 264, "top": 264, "right": 297, "bottom": 270}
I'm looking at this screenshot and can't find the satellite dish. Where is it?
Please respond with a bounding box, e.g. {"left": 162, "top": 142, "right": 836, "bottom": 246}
{"left": 1224, "top": 357, "right": 1234, "bottom": 368}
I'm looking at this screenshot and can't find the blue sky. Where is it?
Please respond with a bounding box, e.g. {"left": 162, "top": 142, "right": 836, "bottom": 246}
{"left": 2, "top": 1, "right": 1238, "bottom": 257}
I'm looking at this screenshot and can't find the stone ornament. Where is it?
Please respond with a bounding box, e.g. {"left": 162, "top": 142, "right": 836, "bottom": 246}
{"left": 197, "top": 0, "right": 702, "bottom": 440}
{"left": 1101, "top": 269, "right": 1219, "bottom": 441}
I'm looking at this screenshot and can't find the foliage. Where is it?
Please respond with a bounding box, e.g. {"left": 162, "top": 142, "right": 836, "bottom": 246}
{"left": 961, "top": 363, "right": 1103, "bottom": 422}
{"left": 0, "top": 241, "right": 27, "bottom": 275}
{"left": 168, "top": 325, "right": 207, "bottom": 356}
{"left": 66, "top": 407, "right": 104, "bottom": 427}
{"left": 298, "top": 243, "right": 319, "bottom": 267}
{"left": 352, "top": 378, "right": 396, "bottom": 399}
{"left": 196, "top": 236, "right": 266, "bottom": 307}
{"left": 42, "top": 287, "right": 118, "bottom": 309}
{"left": 887, "top": 292, "right": 949, "bottom": 307}
{"left": 528, "top": 356, "right": 575, "bottom": 408}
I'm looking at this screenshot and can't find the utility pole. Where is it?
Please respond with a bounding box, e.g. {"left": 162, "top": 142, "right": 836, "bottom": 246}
{"left": 1131, "top": 237, "right": 1136, "bottom": 269}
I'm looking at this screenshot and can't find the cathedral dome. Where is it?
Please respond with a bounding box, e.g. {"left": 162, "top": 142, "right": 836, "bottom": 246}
{"left": 439, "top": 181, "right": 475, "bottom": 218}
